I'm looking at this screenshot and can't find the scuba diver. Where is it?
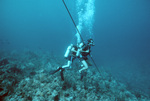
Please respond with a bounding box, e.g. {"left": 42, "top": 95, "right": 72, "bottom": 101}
{"left": 50, "top": 44, "right": 78, "bottom": 80}
{"left": 76, "top": 39, "right": 95, "bottom": 75}
{"left": 63, "top": 44, "right": 78, "bottom": 69}
{"left": 50, "top": 39, "right": 94, "bottom": 80}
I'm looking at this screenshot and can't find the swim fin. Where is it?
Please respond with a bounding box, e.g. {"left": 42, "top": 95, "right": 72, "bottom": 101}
{"left": 60, "top": 68, "right": 65, "bottom": 81}
{"left": 80, "top": 71, "right": 87, "bottom": 80}
{"left": 50, "top": 67, "right": 62, "bottom": 75}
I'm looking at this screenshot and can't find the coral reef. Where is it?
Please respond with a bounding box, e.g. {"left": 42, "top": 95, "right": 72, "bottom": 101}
{"left": 0, "top": 50, "right": 149, "bottom": 101}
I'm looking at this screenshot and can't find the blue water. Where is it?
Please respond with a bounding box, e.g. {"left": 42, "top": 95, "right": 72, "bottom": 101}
{"left": 0, "top": 0, "right": 150, "bottom": 95}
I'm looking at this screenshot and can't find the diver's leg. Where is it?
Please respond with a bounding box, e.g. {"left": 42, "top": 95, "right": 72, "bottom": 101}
{"left": 80, "top": 70, "right": 87, "bottom": 80}
{"left": 79, "top": 60, "right": 88, "bottom": 73}
{"left": 50, "top": 67, "right": 62, "bottom": 74}
{"left": 62, "top": 60, "right": 72, "bottom": 69}
{"left": 50, "top": 60, "right": 71, "bottom": 74}
{"left": 60, "top": 68, "right": 65, "bottom": 81}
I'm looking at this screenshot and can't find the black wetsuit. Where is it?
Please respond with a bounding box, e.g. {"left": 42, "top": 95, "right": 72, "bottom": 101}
{"left": 80, "top": 44, "right": 91, "bottom": 61}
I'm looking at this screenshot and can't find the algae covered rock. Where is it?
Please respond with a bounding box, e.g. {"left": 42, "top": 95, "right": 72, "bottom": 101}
{"left": 0, "top": 58, "right": 9, "bottom": 66}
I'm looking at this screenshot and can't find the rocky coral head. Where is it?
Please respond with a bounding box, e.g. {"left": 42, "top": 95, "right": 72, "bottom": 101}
{"left": 8, "top": 65, "right": 22, "bottom": 74}
{"left": 0, "top": 58, "right": 9, "bottom": 66}
{"left": 0, "top": 87, "right": 9, "bottom": 101}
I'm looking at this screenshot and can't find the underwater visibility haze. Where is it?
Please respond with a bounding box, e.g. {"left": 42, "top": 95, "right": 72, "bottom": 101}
{"left": 0, "top": 0, "right": 150, "bottom": 100}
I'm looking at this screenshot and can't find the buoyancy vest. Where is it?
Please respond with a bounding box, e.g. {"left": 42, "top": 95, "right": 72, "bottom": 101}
{"left": 81, "top": 44, "right": 91, "bottom": 56}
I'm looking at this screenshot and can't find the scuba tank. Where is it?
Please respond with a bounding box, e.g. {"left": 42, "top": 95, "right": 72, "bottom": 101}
{"left": 76, "top": 49, "right": 80, "bottom": 57}
{"left": 76, "top": 42, "right": 84, "bottom": 57}
{"left": 64, "top": 44, "right": 73, "bottom": 58}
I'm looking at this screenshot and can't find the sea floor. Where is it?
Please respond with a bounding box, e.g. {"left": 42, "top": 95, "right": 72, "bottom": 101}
{"left": 0, "top": 50, "right": 150, "bottom": 101}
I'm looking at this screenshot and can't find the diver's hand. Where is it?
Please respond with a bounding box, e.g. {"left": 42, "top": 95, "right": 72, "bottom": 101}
{"left": 89, "top": 54, "right": 92, "bottom": 57}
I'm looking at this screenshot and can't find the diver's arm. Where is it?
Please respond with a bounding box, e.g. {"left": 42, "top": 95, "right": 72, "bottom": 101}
{"left": 80, "top": 49, "right": 89, "bottom": 53}
{"left": 71, "top": 49, "right": 77, "bottom": 52}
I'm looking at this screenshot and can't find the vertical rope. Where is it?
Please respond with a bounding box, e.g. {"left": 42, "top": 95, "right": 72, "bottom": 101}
{"left": 62, "top": 0, "right": 84, "bottom": 43}
{"left": 62, "top": 0, "right": 101, "bottom": 75}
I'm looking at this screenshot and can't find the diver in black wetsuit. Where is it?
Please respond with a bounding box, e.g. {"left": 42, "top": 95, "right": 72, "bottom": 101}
{"left": 76, "top": 39, "right": 95, "bottom": 74}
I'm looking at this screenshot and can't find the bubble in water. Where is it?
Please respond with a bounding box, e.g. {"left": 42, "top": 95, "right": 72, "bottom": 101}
{"left": 76, "top": 0, "right": 95, "bottom": 43}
